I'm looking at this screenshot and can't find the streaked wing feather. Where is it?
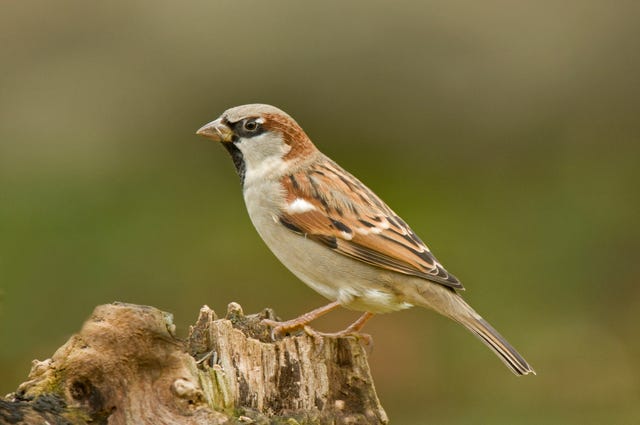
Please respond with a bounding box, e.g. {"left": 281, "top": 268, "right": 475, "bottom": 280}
{"left": 280, "top": 158, "right": 463, "bottom": 290}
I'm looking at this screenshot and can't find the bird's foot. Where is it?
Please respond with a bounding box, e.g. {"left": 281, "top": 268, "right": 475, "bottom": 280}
{"left": 302, "top": 325, "right": 373, "bottom": 346}
{"left": 261, "top": 318, "right": 307, "bottom": 339}
{"left": 260, "top": 305, "right": 375, "bottom": 347}
{"left": 260, "top": 301, "right": 342, "bottom": 340}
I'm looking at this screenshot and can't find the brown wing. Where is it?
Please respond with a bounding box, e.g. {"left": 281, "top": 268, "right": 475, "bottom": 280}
{"left": 279, "top": 158, "right": 463, "bottom": 290}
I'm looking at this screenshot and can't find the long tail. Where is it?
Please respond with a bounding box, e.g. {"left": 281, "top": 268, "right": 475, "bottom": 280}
{"left": 458, "top": 314, "right": 535, "bottom": 375}
{"left": 413, "top": 286, "right": 535, "bottom": 375}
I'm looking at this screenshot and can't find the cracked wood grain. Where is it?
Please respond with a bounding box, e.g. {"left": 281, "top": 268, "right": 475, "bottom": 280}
{"left": 1, "top": 302, "right": 387, "bottom": 425}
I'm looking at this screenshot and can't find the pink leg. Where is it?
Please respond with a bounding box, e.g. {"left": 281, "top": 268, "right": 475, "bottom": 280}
{"left": 262, "top": 301, "right": 341, "bottom": 337}
{"left": 313, "top": 312, "right": 375, "bottom": 337}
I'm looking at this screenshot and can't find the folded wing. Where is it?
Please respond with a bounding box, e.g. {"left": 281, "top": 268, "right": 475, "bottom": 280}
{"left": 279, "top": 158, "right": 463, "bottom": 290}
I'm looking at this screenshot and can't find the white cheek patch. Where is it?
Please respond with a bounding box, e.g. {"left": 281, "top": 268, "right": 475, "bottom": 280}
{"left": 286, "top": 198, "right": 317, "bottom": 214}
{"left": 237, "top": 133, "right": 292, "bottom": 185}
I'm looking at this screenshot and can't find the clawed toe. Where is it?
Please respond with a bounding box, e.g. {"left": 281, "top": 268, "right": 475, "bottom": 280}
{"left": 260, "top": 302, "right": 343, "bottom": 340}
{"left": 302, "top": 326, "right": 373, "bottom": 346}
{"left": 260, "top": 308, "right": 374, "bottom": 346}
{"left": 260, "top": 318, "right": 303, "bottom": 340}
{"left": 261, "top": 319, "right": 372, "bottom": 346}
{"left": 356, "top": 332, "right": 373, "bottom": 347}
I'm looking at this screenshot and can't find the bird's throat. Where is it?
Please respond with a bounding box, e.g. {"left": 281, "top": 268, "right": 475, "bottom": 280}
{"left": 222, "top": 143, "right": 246, "bottom": 185}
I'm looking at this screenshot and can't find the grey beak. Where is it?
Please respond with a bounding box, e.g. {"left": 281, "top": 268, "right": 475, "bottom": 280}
{"left": 196, "top": 118, "right": 234, "bottom": 143}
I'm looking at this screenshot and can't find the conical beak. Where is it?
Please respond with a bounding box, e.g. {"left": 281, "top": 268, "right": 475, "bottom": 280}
{"left": 196, "top": 118, "right": 234, "bottom": 143}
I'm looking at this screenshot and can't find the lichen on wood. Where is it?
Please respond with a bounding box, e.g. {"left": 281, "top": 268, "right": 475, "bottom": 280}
{"left": 1, "top": 302, "right": 387, "bottom": 425}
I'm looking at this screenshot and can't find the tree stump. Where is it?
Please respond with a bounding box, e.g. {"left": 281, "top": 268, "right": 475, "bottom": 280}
{"left": 1, "top": 302, "right": 388, "bottom": 425}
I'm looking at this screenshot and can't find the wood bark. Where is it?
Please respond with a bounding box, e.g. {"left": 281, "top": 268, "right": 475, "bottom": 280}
{"left": 1, "top": 302, "right": 388, "bottom": 425}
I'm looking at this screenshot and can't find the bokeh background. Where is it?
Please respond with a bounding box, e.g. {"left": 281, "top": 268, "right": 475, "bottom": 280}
{"left": 1, "top": 1, "right": 639, "bottom": 423}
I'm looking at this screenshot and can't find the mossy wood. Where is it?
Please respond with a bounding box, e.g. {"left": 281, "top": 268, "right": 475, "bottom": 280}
{"left": 1, "top": 302, "right": 387, "bottom": 425}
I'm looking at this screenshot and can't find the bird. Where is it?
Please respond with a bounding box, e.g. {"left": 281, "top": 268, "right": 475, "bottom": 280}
{"left": 196, "top": 104, "right": 535, "bottom": 375}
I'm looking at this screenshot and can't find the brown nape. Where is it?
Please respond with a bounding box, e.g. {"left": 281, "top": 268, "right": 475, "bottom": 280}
{"left": 263, "top": 113, "right": 317, "bottom": 160}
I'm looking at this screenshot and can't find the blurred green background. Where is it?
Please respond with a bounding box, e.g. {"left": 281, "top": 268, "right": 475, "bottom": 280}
{"left": 1, "top": 1, "right": 639, "bottom": 423}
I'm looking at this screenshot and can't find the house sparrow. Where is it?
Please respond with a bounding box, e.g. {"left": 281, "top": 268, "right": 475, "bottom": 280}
{"left": 196, "top": 104, "right": 534, "bottom": 375}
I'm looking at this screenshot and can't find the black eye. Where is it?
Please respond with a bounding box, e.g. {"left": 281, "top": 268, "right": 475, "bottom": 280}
{"left": 243, "top": 120, "right": 258, "bottom": 132}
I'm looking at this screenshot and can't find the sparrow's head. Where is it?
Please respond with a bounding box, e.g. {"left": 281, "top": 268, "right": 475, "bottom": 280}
{"left": 196, "top": 104, "right": 317, "bottom": 183}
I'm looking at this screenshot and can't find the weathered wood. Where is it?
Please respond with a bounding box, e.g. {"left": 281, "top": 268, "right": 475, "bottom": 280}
{"left": 1, "top": 302, "right": 388, "bottom": 425}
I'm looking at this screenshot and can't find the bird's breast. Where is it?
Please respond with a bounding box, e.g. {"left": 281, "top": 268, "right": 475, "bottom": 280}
{"left": 242, "top": 179, "right": 413, "bottom": 314}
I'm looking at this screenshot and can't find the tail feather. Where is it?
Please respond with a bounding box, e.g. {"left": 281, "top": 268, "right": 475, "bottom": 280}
{"left": 460, "top": 315, "right": 535, "bottom": 376}
{"left": 411, "top": 283, "right": 535, "bottom": 375}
